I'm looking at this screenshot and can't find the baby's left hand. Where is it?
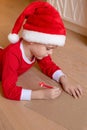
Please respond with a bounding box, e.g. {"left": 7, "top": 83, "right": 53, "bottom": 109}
{"left": 63, "top": 83, "right": 83, "bottom": 99}
{"left": 59, "top": 76, "right": 83, "bottom": 99}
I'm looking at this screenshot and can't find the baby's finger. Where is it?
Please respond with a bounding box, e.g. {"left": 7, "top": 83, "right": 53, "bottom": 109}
{"left": 52, "top": 86, "right": 58, "bottom": 89}
{"left": 75, "top": 89, "right": 82, "bottom": 98}
{"left": 77, "top": 86, "right": 83, "bottom": 95}
{"left": 53, "top": 94, "right": 61, "bottom": 98}
{"left": 55, "top": 89, "right": 62, "bottom": 94}
{"left": 51, "top": 91, "right": 62, "bottom": 99}
{"left": 71, "top": 90, "right": 78, "bottom": 99}
{"left": 54, "top": 87, "right": 62, "bottom": 93}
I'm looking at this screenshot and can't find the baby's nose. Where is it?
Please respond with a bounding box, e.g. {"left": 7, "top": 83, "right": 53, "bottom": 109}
{"left": 48, "top": 49, "right": 53, "bottom": 55}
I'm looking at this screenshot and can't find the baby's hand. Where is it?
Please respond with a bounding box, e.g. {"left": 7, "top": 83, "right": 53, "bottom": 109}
{"left": 41, "top": 87, "right": 62, "bottom": 99}
{"left": 31, "top": 87, "right": 62, "bottom": 100}
{"left": 59, "top": 76, "right": 83, "bottom": 99}
{"left": 63, "top": 84, "right": 83, "bottom": 99}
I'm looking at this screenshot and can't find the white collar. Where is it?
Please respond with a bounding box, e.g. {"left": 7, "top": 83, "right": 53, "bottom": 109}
{"left": 20, "top": 42, "right": 35, "bottom": 64}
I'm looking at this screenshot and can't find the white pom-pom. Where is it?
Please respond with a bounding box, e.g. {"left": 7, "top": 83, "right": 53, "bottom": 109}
{"left": 8, "top": 33, "right": 19, "bottom": 43}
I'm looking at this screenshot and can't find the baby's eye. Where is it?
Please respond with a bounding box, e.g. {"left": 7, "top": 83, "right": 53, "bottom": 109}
{"left": 46, "top": 47, "right": 50, "bottom": 50}
{"left": 46, "top": 46, "right": 56, "bottom": 50}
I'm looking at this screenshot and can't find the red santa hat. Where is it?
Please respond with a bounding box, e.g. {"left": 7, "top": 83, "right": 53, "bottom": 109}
{"left": 8, "top": 1, "right": 66, "bottom": 46}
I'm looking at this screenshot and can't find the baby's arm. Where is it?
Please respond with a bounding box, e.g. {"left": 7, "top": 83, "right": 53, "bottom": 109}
{"left": 37, "top": 56, "right": 83, "bottom": 99}
{"left": 2, "top": 50, "right": 32, "bottom": 101}
{"left": 59, "top": 75, "right": 83, "bottom": 99}
{"left": 31, "top": 87, "right": 62, "bottom": 100}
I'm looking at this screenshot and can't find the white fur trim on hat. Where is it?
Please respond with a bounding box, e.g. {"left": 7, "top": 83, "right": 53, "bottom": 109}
{"left": 8, "top": 33, "right": 19, "bottom": 43}
{"left": 22, "top": 30, "right": 66, "bottom": 46}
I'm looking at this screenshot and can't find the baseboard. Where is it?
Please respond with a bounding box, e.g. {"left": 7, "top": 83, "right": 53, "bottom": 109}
{"left": 63, "top": 20, "right": 87, "bottom": 37}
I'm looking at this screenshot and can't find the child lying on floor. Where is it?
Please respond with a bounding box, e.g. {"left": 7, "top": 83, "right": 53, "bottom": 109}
{"left": 0, "top": 1, "right": 83, "bottom": 100}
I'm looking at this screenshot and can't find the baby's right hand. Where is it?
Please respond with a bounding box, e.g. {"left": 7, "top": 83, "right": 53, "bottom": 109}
{"left": 42, "top": 87, "right": 62, "bottom": 99}
{"left": 31, "top": 87, "right": 62, "bottom": 100}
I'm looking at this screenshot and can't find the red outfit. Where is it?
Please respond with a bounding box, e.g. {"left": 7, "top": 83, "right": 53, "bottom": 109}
{"left": 0, "top": 40, "right": 64, "bottom": 100}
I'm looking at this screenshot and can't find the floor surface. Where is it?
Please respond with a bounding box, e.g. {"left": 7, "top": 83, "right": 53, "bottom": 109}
{"left": 0, "top": 0, "right": 87, "bottom": 130}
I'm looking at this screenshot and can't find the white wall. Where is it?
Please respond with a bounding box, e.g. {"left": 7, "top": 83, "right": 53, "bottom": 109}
{"left": 47, "top": 0, "right": 87, "bottom": 36}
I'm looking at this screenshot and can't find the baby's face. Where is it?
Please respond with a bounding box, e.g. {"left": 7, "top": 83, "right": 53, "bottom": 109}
{"left": 30, "top": 43, "right": 57, "bottom": 59}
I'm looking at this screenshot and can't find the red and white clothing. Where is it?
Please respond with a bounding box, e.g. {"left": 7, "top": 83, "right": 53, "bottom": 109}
{"left": 0, "top": 39, "right": 64, "bottom": 101}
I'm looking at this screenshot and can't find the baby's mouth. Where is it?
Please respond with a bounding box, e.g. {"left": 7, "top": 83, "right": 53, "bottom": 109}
{"left": 36, "top": 55, "right": 48, "bottom": 60}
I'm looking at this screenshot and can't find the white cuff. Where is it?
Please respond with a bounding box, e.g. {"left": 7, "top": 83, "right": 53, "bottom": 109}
{"left": 52, "top": 70, "right": 65, "bottom": 82}
{"left": 20, "top": 89, "right": 32, "bottom": 100}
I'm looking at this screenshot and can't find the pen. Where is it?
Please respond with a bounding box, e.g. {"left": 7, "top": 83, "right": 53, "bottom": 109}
{"left": 39, "top": 82, "right": 53, "bottom": 89}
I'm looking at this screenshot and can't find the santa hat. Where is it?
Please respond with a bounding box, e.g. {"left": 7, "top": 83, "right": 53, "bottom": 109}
{"left": 8, "top": 1, "right": 66, "bottom": 46}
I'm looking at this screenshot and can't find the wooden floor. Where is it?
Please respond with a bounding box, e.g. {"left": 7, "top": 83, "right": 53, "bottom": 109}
{"left": 0, "top": 0, "right": 87, "bottom": 130}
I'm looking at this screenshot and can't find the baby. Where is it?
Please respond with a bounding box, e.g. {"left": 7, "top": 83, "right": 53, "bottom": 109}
{"left": 0, "top": 1, "right": 83, "bottom": 100}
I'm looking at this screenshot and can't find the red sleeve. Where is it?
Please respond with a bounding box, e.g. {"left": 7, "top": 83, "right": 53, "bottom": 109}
{"left": 2, "top": 50, "right": 22, "bottom": 100}
{"left": 37, "top": 55, "right": 61, "bottom": 78}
